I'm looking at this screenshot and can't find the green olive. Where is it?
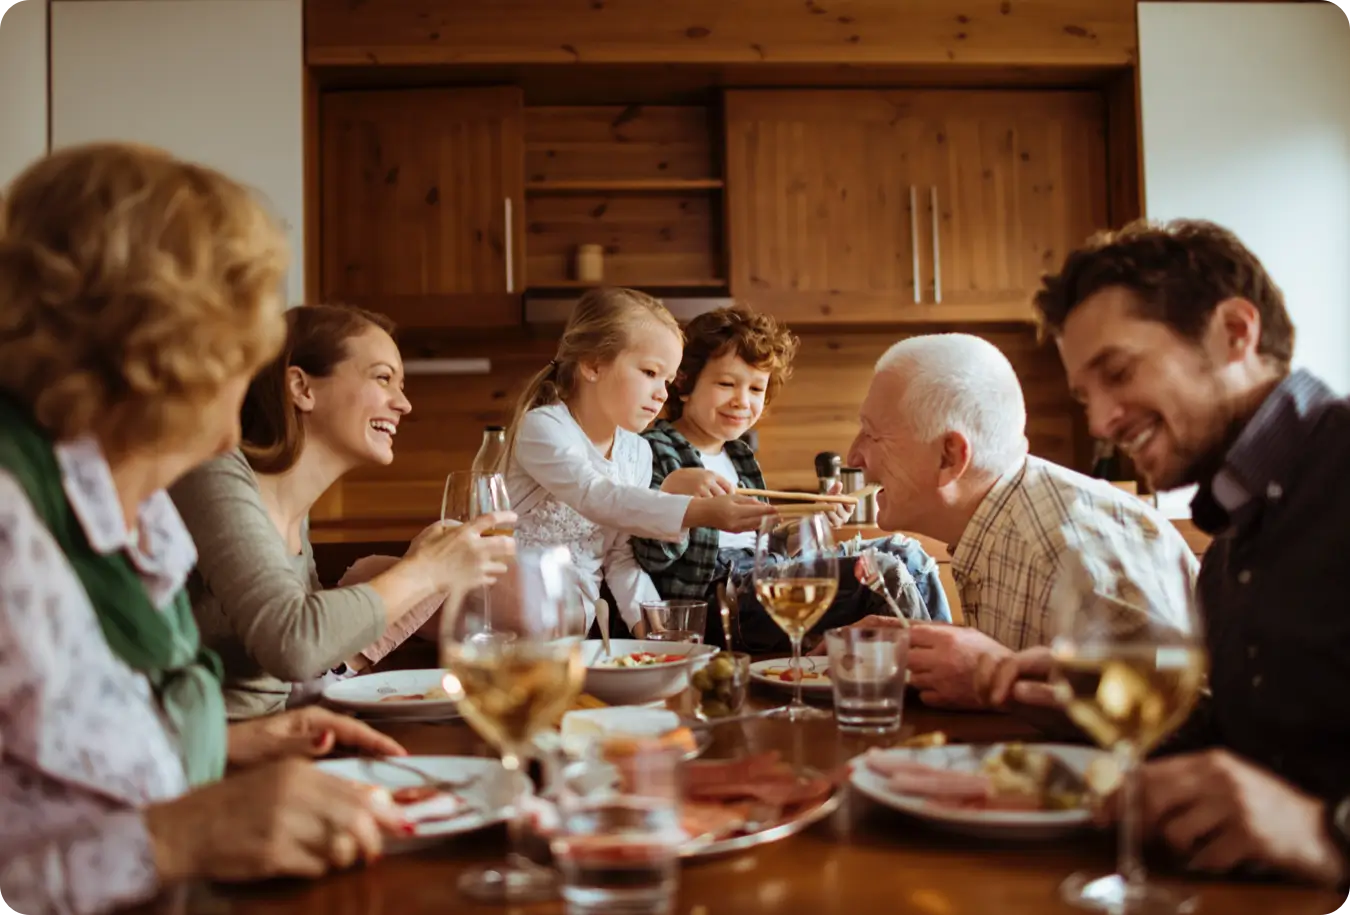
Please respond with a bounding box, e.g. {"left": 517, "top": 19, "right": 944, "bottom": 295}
{"left": 691, "top": 670, "right": 713, "bottom": 691}
{"left": 1044, "top": 791, "right": 1083, "bottom": 811}
{"left": 701, "top": 699, "right": 731, "bottom": 718}
{"left": 710, "top": 656, "right": 735, "bottom": 680}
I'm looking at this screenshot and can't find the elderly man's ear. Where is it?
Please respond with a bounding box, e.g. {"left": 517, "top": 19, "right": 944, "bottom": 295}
{"left": 936, "top": 431, "right": 972, "bottom": 487}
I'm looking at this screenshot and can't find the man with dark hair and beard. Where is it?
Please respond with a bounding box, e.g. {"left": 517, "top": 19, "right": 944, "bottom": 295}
{"left": 978, "top": 218, "right": 1350, "bottom": 889}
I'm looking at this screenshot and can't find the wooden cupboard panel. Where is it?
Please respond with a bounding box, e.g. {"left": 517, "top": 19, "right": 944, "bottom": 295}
{"left": 525, "top": 105, "right": 718, "bottom": 182}
{"left": 525, "top": 192, "right": 722, "bottom": 286}
{"left": 725, "top": 90, "right": 924, "bottom": 315}
{"left": 725, "top": 89, "right": 1108, "bottom": 325}
{"left": 917, "top": 91, "right": 1108, "bottom": 311}
{"left": 317, "top": 326, "right": 1080, "bottom": 521}
{"left": 306, "top": 0, "right": 1137, "bottom": 68}
{"left": 320, "top": 86, "right": 525, "bottom": 326}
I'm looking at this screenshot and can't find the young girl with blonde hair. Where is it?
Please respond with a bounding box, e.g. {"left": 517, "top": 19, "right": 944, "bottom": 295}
{"left": 504, "top": 288, "right": 773, "bottom": 634}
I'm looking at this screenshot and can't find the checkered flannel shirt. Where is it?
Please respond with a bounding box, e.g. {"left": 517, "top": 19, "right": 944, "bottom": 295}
{"left": 950, "top": 455, "right": 1199, "bottom": 650}
{"left": 632, "top": 421, "right": 766, "bottom": 600}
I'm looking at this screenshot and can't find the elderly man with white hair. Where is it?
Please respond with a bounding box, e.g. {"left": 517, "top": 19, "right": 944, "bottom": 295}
{"left": 844, "top": 333, "right": 1198, "bottom": 708}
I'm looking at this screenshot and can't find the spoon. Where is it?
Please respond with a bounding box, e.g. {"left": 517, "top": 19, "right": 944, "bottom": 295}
{"left": 596, "top": 597, "right": 612, "bottom": 658}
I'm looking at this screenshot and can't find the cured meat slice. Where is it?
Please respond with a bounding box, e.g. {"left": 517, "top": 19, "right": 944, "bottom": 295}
{"left": 682, "top": 752, "right": 783, "bottom": 793}
{"left": 681, "top": 800, "right": 752, "bottom": 840}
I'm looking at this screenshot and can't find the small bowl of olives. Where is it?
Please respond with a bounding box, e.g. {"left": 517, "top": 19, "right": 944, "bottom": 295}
{"left": 690, "top": 651, "right": 751, "bottom": 720}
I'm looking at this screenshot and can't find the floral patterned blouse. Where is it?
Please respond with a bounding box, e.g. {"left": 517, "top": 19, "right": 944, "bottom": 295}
{"left": 0, "top": 437, "right": 195, "bottom": 915}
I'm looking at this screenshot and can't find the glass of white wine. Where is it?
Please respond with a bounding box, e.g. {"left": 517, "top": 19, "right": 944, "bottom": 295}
{"left": 442, "top": 470, "right": 513, "bottom": 535}
{"left": 1047, "top": 560, "right": 1207, "bottom": 914}
{"left": 441, "top": 546, "right": 586, "bottom": 903}
{"left": 752, "top": 513, "right": 839, "bottom": 721}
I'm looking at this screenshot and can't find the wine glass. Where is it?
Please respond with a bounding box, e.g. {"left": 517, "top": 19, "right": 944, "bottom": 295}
{"left": 1046, "top": 557, "right": 1207, "bottom": 914}
{"left": 442, "top": 471, "right": 513, "bottom": 534}
{"left": 441, "top": 545, "right": 586, "bottom": 903}
{"left": 752, "top": 513, "right": 839, "bottom": 721}
{"left": 443, "top": 471, "right": 513, "bottom": 639}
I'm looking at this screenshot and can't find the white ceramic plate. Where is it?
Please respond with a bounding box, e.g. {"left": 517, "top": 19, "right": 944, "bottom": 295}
{"left": 322, "top": 669, "right": 460, "bottom": 720}
{"left": 749, "top": 657, "right": 833, "bottom": 695}
{"left": 581, "top": 639, "right": 718, "bottom": 706}
{"left": 849, "top": 743, "right": 1107, "bottom": 840}
{"left": 317, "top": 756, "right": 510, "bottom": 850}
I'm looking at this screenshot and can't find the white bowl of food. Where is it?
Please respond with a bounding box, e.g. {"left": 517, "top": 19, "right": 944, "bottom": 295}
{"left": 581, "top": 638, "right": 718, "bottom": 706}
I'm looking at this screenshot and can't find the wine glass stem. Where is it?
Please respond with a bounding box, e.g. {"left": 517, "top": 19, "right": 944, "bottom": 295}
{"left": 789, "top": 634, "right": 805, "bottom": 709}
{"left": 1115, "top": 745, "right": 1145, "bottom": 891}
{"left": 501, "top": 751, "right": 530, "bottom": 870}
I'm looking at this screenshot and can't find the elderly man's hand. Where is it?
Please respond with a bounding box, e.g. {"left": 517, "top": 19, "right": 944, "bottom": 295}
{"left": 806, "top": 614, "right": 907, "bottom": 656}
{"left": 1104, "top": 750, "right": 1348, "bottom": 887}
{"left": 974, "top": 646, "right": 1059, "bottom": 709}
{"left": 908, "top": 623, "right": 1012, "bottom": 708}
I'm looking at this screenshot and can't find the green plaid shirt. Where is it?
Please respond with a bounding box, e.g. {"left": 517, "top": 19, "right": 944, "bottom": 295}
{"left": 632, "top": 421, "right": 766, "bottom": 600}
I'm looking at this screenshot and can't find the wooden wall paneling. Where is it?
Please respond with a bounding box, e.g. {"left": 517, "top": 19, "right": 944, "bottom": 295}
{"left": 525, "top": 192, "right": 723, "bottom": 286}
{"left": 312, "top": 62, "right": 1131, "bottom": 101}
{"left": 320, "top": 86, "right": 525, "bottom": 326}
{"left": 305, "top": 0, "right": 1138, "bottom": 69}
{"left": 303, "top": 66, "right": 322, "bottom": 304}
{"left": 522, "top": 104, "right": 724, "bottom": 287}
{"left": 524, "top": 105, "right": 718, "bottom": 182}
{"left": 1104, "top": 65, "right": 1144, "bottom": 227}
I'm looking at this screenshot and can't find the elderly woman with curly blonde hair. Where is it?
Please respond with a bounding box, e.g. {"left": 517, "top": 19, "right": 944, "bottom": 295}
{"left": 0, "top": 144, "right": 459, "bottom": 914}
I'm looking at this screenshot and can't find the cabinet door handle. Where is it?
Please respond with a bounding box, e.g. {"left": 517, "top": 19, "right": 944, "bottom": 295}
{"left": 930, "top": 187, "right": 942, "bottom": 304}
{"left": 504, "top": 197, "right": 515, "bottom": 294}
{"left": 909, "top": 185, "right": 921, "bottom": 304}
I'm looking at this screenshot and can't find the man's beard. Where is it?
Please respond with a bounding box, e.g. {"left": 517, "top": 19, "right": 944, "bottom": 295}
{"left": 1169, "top": 405, "right": 1249, "bottom": 491}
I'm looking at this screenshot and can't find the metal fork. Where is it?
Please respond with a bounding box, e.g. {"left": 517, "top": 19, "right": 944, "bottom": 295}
{"left": 360, "top": 756, "right": 485, "bottom": 796}
{"left": 854, "top": 548, "right": 911, "bottom": 627}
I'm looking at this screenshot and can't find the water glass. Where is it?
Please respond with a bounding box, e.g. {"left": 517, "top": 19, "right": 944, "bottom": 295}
{"left": 640, "top": 600, "right": 707, "bottom": 643}
{"left": 553, "top": 743, "right": 684, "bottom": 915}
{"left": 824, "top": 626, "right": 909, "bottom": 734}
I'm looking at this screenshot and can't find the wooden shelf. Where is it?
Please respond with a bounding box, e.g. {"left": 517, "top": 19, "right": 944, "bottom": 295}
{"left": 526, "top": 178, "right": 724, "bottom": 193}
{"left": 528, "top": 278, "right": 726, "bottom": 289}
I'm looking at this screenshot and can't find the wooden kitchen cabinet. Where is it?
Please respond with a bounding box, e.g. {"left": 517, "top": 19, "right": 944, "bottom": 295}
{"left": 915, "top": 91, "right": 1108, "bottom": 316}
{"left": 725, "top": 91, "right": 926, "bottom": 324}
{"left": 724, "top": 89, "right": 1108, "bottom": 325}
{"left": 320, "top": 87, "right": 525, "bottom": 328}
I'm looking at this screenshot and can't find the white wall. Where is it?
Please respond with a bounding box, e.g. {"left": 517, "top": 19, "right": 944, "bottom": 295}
{"left": 0, "top": 0, "right": 49, "bottom": 189}
{"left": 50, "top": 0, "right": 304, "bottom": 305}
{"left": 1139, "top": 2, "right": 1350, "bottom": 395}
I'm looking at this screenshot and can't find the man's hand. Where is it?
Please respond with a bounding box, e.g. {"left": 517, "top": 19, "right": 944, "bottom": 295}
{"left": 227, "top": 707, "right": 406, "bottom": 768}
{"left": 1122, "top": 750, "right": 1347, "bottom": 886}
{"left": 807, "top": 614, "right": 907, "bottom": 656}
{"left": 974, "top": 646, "right": 1059, "bottom": 709}
{"left": 908, "top": 623, "right": 1012, "bottom": 709}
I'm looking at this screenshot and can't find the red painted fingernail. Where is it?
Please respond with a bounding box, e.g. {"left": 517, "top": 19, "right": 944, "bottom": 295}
{"left": 313, "top": 730, "right": 334, "bottom": 749}
{"left": 400, "top": 822, "right": 417, "bottom": 835}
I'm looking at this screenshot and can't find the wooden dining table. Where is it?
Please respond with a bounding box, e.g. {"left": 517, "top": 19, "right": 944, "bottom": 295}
{"left": 184, "top": 649, "right": 1340, "bottom": 915}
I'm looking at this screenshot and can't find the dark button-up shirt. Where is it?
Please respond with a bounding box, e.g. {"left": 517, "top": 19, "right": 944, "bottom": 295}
{"left": 1177, "top": 370, "right": 1350, "bottom": 803}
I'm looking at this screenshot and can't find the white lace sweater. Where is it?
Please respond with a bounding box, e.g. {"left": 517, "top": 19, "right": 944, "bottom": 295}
{"left": 505, "top": 404, "right": 692, "bottom": 629}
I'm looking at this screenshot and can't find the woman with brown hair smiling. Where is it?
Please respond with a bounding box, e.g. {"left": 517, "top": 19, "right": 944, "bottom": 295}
{"left": 171, "top": 304, "right": 514, "bottom": 718}
{"left": 0, "top": 143, "right": 423, "bottom": 913}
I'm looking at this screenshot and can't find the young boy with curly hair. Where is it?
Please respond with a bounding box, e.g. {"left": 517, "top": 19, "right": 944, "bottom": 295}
{"left": 633, "top": 307, "right": 950, "bottom": 652}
